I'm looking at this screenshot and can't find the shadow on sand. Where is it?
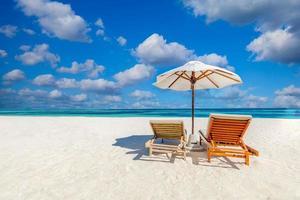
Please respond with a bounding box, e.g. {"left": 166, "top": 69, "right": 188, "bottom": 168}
{"left": 113, "top": 134, "right": 241, "bottom": 169}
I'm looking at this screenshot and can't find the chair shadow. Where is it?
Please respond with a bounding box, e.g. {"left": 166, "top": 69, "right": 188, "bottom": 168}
{"left": 189, "top": 148, "right": 241, "bottom": 170}
{"left": 112, "top": 134, "right": 184, "bottom": 163}
{"left": 113, "top": 134, "right": 242, "bottom": 169}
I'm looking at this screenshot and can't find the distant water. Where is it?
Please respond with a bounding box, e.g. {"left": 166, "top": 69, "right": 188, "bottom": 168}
{"left": 0, "top": 108, "right": 299, "bottom": 119}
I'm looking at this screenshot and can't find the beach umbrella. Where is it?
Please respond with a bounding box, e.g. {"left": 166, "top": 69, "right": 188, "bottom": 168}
{"left": 153, "top": 60, "right": 242, "bottom": 137}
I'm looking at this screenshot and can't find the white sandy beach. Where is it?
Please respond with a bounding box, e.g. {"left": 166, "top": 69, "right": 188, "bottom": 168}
{"left": 0, "top": 116, "right": 299, "bottom": 200}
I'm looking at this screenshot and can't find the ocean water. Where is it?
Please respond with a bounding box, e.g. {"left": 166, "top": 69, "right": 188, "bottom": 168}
{"left": 0, "top": 108, "right": 299, "bottom": 119}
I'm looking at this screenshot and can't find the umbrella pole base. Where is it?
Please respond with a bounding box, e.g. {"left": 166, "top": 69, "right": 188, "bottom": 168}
{"left": 186, "top": 134, "right": 203, "bottom": 152}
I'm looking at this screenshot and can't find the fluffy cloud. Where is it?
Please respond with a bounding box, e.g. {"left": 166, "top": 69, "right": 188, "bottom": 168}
{"left": 114, "top": 64, "right": 154, "bottom": 86}
{"left": 79, "top": 79, "right": 117, "bottom": 92}
{"left": 132, "top": 33, "right": 194, "bottom": 66}
{"left": 18, "top": 88, "right": 48, "bottom": 97}
{"left": 103, "top": 95, "right": 122, "bottom": 103}
{"left": 197, "top": 53, "right": 235, "bottom": 71}
{"left": 0, "top": 25, "right": 18, "bottom": 38}
{"left": 209, "top": 86, "right": 268, "bottom": 108}
{"left": 57, "top": 59, "right": 105, "bottom": 78}
{"left": 19, "top": 45, "right": 31, "bottom": 51}
{"left": 130, "top": 90, "right": 155, "bottom": 100}
{"left": 96, "top": 29, "right": 105, "bottom": 36}
{"left": 49, "top": 89, "right": 62, "bottom": 99}
{"left": 95, "top": 18, "right": 104, "bottom": 29}
{"left": 131, "top": 100, "right": 160, "bottom": 108}
{"left": 117, "top": 36, "right": 127, "bottom": 46}
{"left": 244, "top": 95, "right": 268, "bottom": 108}
{"left": 33, "top": 74, "right": 56, "bottom": 86}
{"left": 23, "top": 28, "right": 35, "bottom": 35}
{"left": 95, "top": 18, "right": 106, "bottom": 39}
{"left": 133, "top": 33, "right": 234, "bottom": 69}
{"left": 16, "top": 44, "right": 60, "bottom": 67}
{"left": 2, "top": 69, "right": 26, "bottom": 84}
{"left": 247, "top": 28, "right": 300, "bottom": 63}
{"left": 71, "top": 93, "right": 87, "bottom": 102}
{"left": 198, "top": 53, "right": 228, "bottom": 67}
{"left": 182, "top": 0, "right": 300, "bottom": 64}
{"left": 17, "top": 0, "right": 90, "bottom": 42}
{"left": 0, "top": 49, "right": 7, "bottom": 58}
{"left": 56, "top": 78, "right": 77, "bottom": 88}
{"left": 213, "top": 87, "right": 246, "bottom": 100}
{"left": 274, "top": 85, "right": 300, "bottom": 108}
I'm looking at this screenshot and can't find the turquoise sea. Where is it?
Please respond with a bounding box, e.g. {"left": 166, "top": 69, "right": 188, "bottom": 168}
{"left": 0, "top": 108, "right": 299, "bottom": 119}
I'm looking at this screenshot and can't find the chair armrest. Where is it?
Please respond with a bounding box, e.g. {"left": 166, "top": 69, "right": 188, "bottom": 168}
{"left": 145, "top": 138, "right": 155, "bottom": 148}
{"left": 184, "top": 129, "right": 188, "bottom": 142}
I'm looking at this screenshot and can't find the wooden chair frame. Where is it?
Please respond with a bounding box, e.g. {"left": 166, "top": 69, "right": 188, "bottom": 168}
{"left": 199, "top": 114, "right": 259, "bottom": 166}
{"left": 145, "top": 120, "right": 187, "bottom": 160}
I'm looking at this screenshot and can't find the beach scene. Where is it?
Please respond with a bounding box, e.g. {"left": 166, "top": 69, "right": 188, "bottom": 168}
{"left": 1, "top": 0, "right": 300, "bottom": 199}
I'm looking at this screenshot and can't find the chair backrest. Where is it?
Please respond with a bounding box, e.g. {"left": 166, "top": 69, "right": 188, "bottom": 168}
{"left": 206, "top": 114, "right": 252, "bottom": 145}
{"left": 150, "top": 120, "right": 185, "bottom": 140}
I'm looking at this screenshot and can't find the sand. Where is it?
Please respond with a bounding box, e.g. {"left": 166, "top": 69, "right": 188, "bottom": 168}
{"left": 0, "top": 116, "right": 299, "bottom": 200}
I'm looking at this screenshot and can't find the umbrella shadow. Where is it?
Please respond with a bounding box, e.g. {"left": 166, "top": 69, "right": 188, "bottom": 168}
{"left": 112, "top": 134, "right": 184, "bottom": 163}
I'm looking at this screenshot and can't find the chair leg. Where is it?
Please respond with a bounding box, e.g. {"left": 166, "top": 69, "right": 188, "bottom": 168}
{"left": 245, "top": 154, "right": 250, "bottom": 166}
{"left": 207, "top": 150, "right": 211, "bottom": 163}
{"left": 183, "top": 151, "right": 186, "bottom": 161}
{"left": 149, "top": 147, "right": 152, "bottom": 156}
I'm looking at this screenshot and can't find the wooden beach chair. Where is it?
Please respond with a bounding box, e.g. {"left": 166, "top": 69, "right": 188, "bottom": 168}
{"left": 145, "top": 120, "right": 187, "bottom": 160}
{"left": 199, "top": 114, "right": 259, "bottom": 166}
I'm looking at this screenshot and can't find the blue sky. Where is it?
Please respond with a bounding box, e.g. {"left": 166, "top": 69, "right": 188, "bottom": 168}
{"left": 0, "top": 0, "right": 300, "bottom": 109}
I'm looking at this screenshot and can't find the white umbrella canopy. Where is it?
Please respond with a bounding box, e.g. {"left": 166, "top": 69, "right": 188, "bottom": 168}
{"left": 154, "top": 61, "right": 242, "bottom": 90}
{"left": 153, "top": 60, "right": 243, "bottom": 137}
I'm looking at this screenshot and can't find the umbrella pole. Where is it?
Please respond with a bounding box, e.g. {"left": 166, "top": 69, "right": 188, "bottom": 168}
{"left": 192, "top": 82, "right": 195, "bottom": 135}
{"left": 191, "top": 71, "right": 196, "bottom": 135}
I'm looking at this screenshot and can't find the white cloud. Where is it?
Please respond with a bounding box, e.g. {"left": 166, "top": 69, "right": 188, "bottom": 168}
{"left": 96, "top": 29, "right": 105, "bottom": 36}
{"left": 197, "top": 53, "right": 235, "bottom": 71}
{"left": 95, "top": 18, "right": 104, "bottom": 29}
{"left": 56, "top": 78, "right": 78, "bottom": 88}
{"left": 49, "top": 89, "right": 62, "bottom": 99}
{"left": 275, "top": 85, "right": 300, "bottom": 96}
{"left": 71, "top": 93, "right": 87, "bottom": 102}
{"left": 182, "top": 0, "right": 300, "bottom": 64}
{"left": 18, "top": 88, "right": 47, "bottom": 97}
{"left": 17, "top": 0, "right": 90, "bottom": 42}
{"left": 19, "top": 45, "right": 31, "bottom": 51}
{"left": 213, "top": 86, "right": 246, "bottom": 99}
{"left": 198, "top": 53, "right": 228, "bottom": 66}
{"left": 103, "top": 95, "right": 122, "bottom": 103}
{"left": 0, "top": 25, "right": 18, "bottom": 38}
{"left": 16, "top": 44, "right": 60, "bottom": 67}
{"left": 117, "top": 36, "right": 127, "bottom": 46}
{"left": 247, "top": 28, "right": 300, "bottom": 63}
{"left": 132, "top": 33, "right": 194, "bottom": 66}
{"left": 33, "top": 74, "right": 56, "bottom": 86}
{"left": 79, "top": 78, "right": 117, "bottom": 92}
{"left": 130, "top": 90, "right": 155, "bottom": 100}
{"left": 244, "top": 95, "right": 268, "bottom": 108}
{"left": 0, "top": 49, "right": 7, "bottom": 58}
{"left": 132, "top": 100, "right": 160, "bottom": 108}
{"left": 2, "top": 69, "right": 26, "bottom": 83}
{"left": 274, "top": 85, "right": 300, "bottom": 108}
{"left": 57, "top": 59, "right": 105, "bottom": 78}
{"left": 23, "top": 28, "right": 35, "bottom": 35}
{"left": 209, "top": 86, "right": 268, "bottom": 108}
{"left": 94, "top": 18, "right": 106, "bottom": 38}
{"left": 113, "top": 64, "right": 154, "bottom": 86}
